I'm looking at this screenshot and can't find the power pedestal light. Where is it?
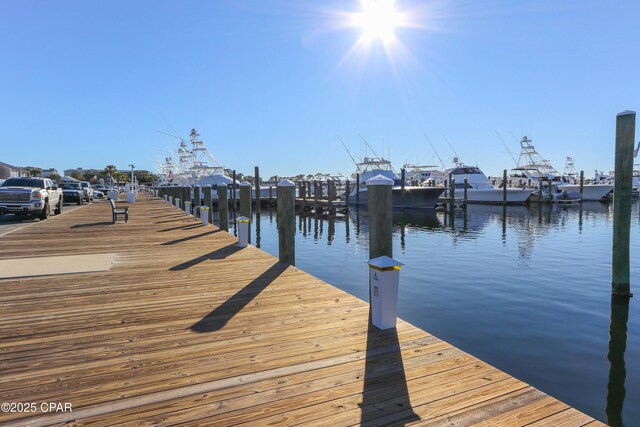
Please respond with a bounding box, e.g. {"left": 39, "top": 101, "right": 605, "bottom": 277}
{"left": 368, "top": 255, "right": 404, "bottom": 330}
{"left": 201, "top": 207, "right": 210, "bottom": 225}
{"left": 237, "top": 216, "right": 250, "bottom": 248}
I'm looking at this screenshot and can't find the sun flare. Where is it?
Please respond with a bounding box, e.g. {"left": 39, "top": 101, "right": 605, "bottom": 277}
{"left": 352, "top": 0, "right": 405, "bottom": 44}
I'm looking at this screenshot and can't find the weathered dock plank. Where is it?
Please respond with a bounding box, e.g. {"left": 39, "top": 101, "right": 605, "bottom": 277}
{"left": 0, "top": 194, "right": 604, "bottom": 426}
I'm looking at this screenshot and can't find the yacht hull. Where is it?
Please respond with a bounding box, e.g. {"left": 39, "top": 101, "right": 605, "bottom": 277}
{"left": 452, "top": 188, "right": 533, "bottom": 204}
{"left": 558, "top": 184, "right": 613, "bottom": 201}
{"left": 349, "top": 186, "right": 445, "bottom": 209}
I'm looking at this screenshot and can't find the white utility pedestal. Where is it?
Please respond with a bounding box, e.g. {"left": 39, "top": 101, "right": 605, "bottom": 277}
{"left": 237, "top": 216, "right": 250, "bottom": 248}
{"left": 126, "top": 192, "right": 136, "bottom": 203}
{"left": 368, "top": 256, "right": 404, "bottom": 330}
{"left": 164, "top": 195, "right": 168, "bottom": 202}
{"left": 174, "top": 198, "right": 180, "bottom": 209}
{"left": 185, "top": 201, "right": 191, "bottom": 216}
{"left": 201, "top": 207, "right": 209, "bottom": 225}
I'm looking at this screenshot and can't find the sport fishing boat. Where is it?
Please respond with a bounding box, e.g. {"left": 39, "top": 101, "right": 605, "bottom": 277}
{"left": 509, "top": 137, "right": 613, "bottom": 202}
{"left": 439, "top": 161, "right": 533, "bottom": 204}
{"left": 346, "top": 157, "right": 445, "bottom": 209}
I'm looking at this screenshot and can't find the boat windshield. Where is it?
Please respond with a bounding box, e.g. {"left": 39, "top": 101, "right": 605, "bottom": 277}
{"left": 450, "top": 167, "right": 483, "bottom": 175}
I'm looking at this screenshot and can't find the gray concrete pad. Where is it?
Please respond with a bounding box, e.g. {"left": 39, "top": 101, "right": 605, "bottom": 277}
{"left": 0, "top": 253, "right": 115, "bottom": 279}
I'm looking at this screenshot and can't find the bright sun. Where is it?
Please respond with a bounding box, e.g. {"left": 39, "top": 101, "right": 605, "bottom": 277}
{"left": 352, "top": 0, "right": 405, "bottom": 44}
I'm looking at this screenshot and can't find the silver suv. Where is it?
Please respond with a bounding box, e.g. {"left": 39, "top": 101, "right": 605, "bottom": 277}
{"left": 80, "top": 181, "right": 94, "bottom": 202}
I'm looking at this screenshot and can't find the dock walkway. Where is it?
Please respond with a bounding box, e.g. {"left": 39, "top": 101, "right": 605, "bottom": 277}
{"left": 0, "top": 194, "right": 603, "bottom": 426}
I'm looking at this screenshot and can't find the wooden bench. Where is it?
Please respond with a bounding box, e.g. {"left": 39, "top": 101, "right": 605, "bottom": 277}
{"left": 109, "top": 199, "right": 129, "bottom": 223}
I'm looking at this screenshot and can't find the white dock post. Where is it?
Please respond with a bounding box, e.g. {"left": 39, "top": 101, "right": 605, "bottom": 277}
{"left": 185, "top": 201, "right": 191, "bottom": 216}
{"left": 174, "top": 198, "right": 180, "bottom": 209}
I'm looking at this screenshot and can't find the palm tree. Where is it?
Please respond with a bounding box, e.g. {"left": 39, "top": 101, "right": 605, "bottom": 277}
{"left": 104, "top": 165, "right": 117, "bottom": 177}
{"left": 103, "top": 165, "right": 118, "bottom": 185}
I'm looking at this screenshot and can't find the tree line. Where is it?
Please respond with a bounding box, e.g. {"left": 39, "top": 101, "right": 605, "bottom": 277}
{"left": 29, "top": 165, "right": 158, "bottom": 185}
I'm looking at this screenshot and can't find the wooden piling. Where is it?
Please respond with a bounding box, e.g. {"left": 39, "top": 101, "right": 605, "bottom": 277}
{"left": 254, "top": 166, "right": 261, "bottom": 215}
{"left": 579, "top": 170, "right": 584, "bottom": 197}
{"left": 193, "top": 186, "right": 200, "bottom": 208}
{"left": 463, "top": 178, "right": 468, "bottom": 205}
{"left": 400, "top": 168, "right": 406, "bottom": 208}
{"left": 217, "top": 184, "right": 229, "bottom": 232}
{"left": 239, "top": 182, "right": 252, "bottom": 218}
{"left": 183, "top": 187, "right": 190, "bottom": 211}
{"left": 203, "top": 186, "right": 213, "bottom": 224}
{"left": 327, "top": 179, "right": 334, "bottom": 209}
{"left": 345, "top": 179, "right": 350, "bottom": 206}
{"left": 301, "top": 181, "right": 307, "bottom": 208}
{"left": 268, "top": 185, "right": 273, "bottom": 206}
{"left": 355, "top": 173, "right": 360, "bottom": 207}
{"left": 449, "top": 174, "right": 455, "bottom": 205}
{"left": 503, "top": 169, "right": 507, "bottom": 205}
{"left": 232, "top": 170, "right": 237, "bottom": 218}
{"left": 277, "top": 180, "right": 296, "bottom": 265}
{"left": 368, "top": 175, "right": 393, "bottom": 259}
{"left": 612, "top": 110, "right": 636, "bottom": 296}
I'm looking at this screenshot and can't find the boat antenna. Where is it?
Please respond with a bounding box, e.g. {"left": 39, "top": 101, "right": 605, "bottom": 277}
{"left": 359, "top": 134, "right": 397, "bottom": 173}
{"left": 424, "top": 135, "right": 446, "bottom": 169}
{"left": 337, "top": 135, "right": 362, "bottom": 173}
{"left": 443, "top": 135, "right": 463, "bottom": 165}
{"left": 158, "top": 114, "right": 181, "bottom": 138}
{"left": 508, "top": 131, "right": 521, "bottom": 144}
{"left": 494, "top": 130, "right": 518, "bottom": 167}
{"left": 358, "top": 134, "right": 381, "bottom": 159}
{"left": 156, "top": 130, "right": 181, "bottom": 140}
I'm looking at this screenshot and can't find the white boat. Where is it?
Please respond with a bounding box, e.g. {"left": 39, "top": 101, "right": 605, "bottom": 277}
{"left": 440, "top": 163, "right": 533, "bottom": 204}
{"left": 509, "top": 137, "right": 613, "bottom": 201}
{"left": 346, "top": 157, "right": 445, "bottom": 209}
{"left": 402, "top": 163, "right": 445, "bottom": 186}
{"left": 555, "top": 156, "right": 613, "bottom": 201}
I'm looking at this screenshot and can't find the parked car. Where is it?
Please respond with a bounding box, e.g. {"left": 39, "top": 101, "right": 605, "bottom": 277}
{"left": 93, "top": 190, "right": 104, "bottom": 199}
{"left": 80, "top": 181, "right": 94, "bottom": 202}
{"left": 59, "top": 182, "right": 85, "bottom": 205}
{"left": 0, "top": 177, "right": 63, "bottom": 220}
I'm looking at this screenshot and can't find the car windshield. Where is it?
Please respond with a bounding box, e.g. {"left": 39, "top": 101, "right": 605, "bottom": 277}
{"left": 60, "top": 183, "right": 81, "bottom": 190}
{"left": 1, "top": 178, "right": 46, "bottom": 188}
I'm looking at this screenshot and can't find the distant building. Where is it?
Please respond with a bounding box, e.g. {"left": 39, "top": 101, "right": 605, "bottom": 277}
{"left": 41, "top": 168, "right": 59, "bottom": 178}
{"left": 63, "top": 167, "right": 102, "bottom": 177}
{"left": 0, "top": 161, "right": 31, "bottom": 179}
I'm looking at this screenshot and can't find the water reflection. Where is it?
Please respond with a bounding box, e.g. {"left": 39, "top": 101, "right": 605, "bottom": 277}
{"left": 215, "top": 200, "right": 639, "bottom": 425}
{"left": 606, "top": 295, "right": 630, "bottom": 427}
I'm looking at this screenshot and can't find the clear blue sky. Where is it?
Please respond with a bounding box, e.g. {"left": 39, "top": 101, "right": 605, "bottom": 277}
{"left": 1, "top": 0, "right": 638, "bottom": 179}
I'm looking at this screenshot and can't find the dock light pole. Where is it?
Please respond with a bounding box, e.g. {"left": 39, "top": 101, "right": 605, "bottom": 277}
{"left": 128, "top": 164, "right": 135, "bottom": 190}
{"left": 126, "top": 164, "right": 136, "bottom": 203}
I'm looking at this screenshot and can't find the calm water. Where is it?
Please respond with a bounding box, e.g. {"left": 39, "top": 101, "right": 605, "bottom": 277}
{"left": 225, "top": 201, "right": 639, "bottom": 426}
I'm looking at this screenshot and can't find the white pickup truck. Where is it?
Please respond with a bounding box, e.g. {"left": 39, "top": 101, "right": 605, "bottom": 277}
{"left": 0, "top": 177, "right": 64, "bottom": 220}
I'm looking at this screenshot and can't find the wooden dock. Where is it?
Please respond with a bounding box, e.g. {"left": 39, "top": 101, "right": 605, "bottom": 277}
{"left": 0, "top": 194, "right": 604, "bottom": 426}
